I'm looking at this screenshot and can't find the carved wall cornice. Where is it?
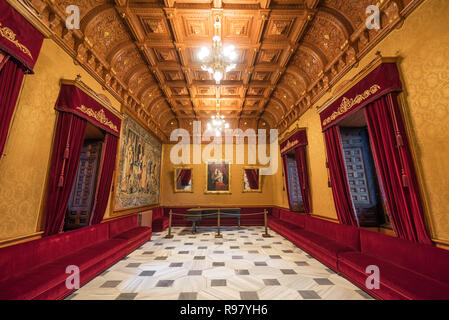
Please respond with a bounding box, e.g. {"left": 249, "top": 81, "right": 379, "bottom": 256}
{"left": 9, "top": 0, "right": 425, "bottom": 140}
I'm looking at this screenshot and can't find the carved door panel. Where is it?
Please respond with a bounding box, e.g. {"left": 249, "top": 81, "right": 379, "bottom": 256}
{"left": 64, "top": 140, "right": 103, "bottom": 230}
{"left": 340, "top": 127, "right": 381, "bottom": 227}
{"left": 286, "top": 154, "right": 304, "bottom": 212}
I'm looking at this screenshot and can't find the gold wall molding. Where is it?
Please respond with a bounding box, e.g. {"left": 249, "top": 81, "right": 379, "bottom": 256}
{"left": 0, "top": 231, "right": 43, "bottom": 248}
{"left": 433, "top": 238, "right": 449, "bottom": 250}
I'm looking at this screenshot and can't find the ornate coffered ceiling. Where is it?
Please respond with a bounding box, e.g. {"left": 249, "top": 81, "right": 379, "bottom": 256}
{"left": 19, "top": 0, "right": 423, "bottom": 141}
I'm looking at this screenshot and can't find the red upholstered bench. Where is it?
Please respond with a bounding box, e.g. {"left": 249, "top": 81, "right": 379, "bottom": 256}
{"left": 338, "top": 229, "right": 449, "bottom": 300}
{"left": 296, "top": 216, "right": 360, "bottom": 270}
{"left": 269, "top": 212, "right": 359, "bottom": 270}
{"left": 268, "top": 209, "right": 305, "bottom": 240}
{"left": 0, "top": 214, "right": 151, "bottom": 300}
{"left": 107, "top": 214, "right": 152, "bottom": 253}
{"left": 269, "top": 210, "right": 449, "bottom": 299}
{"left": 152, "top": 207, "right": 169, "bottom": 231}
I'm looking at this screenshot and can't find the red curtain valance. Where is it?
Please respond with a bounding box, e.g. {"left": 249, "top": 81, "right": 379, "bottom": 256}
{"left": 55, "top": 84, "right": 122, "bottom": 136}
{"left": 0, "top": 0, "right": 43, "bottom": 72}
{"left": 320, "top": 63, "right": 402, "bottom": 131}
{"left": 280, "top": 129, "right": 308, "bottom": 155}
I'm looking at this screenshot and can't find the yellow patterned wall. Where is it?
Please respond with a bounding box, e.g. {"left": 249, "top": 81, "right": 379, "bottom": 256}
{"left": 160, "top": 143, "right": 277, "bottom": 207}
{"left": 273, "top": 109, "right": 338, "bottom": 221}
{"left": 2, "top": 0, "right": 448, "bottom": 247}
{"left": 0, "top": 39, "right": 121, "bottom": 241}
{"left": 279, "top": 0, "right": 449, "bottom": 243}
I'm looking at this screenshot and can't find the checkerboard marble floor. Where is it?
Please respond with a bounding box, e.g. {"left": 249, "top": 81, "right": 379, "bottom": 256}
{"left": 67, "top": 226, "right": 373, "bottom": 300}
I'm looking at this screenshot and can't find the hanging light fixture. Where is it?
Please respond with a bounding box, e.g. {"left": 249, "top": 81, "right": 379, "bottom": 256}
{"left": 206, "top": 100, "right": 230, "bottom": 136}
{"left": 197, "top": 16, "right": 237, "bottom": 84}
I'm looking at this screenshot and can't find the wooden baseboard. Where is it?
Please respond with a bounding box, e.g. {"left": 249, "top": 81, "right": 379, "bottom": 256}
{"left": 309, "top": 213, "right": 339, "bottom": 223}
{"left": 432, "top": 238, "right": 449, "bottom": 250}
{"left": 362, "top": 226, "right": 396, "bottom": 237}
{"left": 0, "top": 231, "right": 44, "bottom": 248}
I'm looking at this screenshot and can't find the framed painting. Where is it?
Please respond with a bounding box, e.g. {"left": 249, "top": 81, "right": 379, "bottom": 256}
{"left": 112, "top": 115, "right": 161, "bottom": 212}
{"left": 243, "top": 167, "right": 262, "bottom": 192}
{"left": 205, "top": 161, "right": 231, "bottom": 194}
{"left": 174, "top": 166, "right": 193, "bottom": 193}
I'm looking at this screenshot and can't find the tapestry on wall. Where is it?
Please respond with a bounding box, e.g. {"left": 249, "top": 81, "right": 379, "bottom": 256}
{"left": 113, "top": 115, "right": 161, "bottom": 210}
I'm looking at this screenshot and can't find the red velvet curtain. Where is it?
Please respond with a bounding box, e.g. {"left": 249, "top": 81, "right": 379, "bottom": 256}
{"left": 44, "top": 113, "right": 87, "bottom": 236}
{"left": 0, "top": 51, "right": 9, "bottom": 71}
{"left": 294, "top": 147, "right": 311, "bottom": 213}
{"left": 244, "top": 169, "right": 259, "bottom": 190}
{"left": 0, "top": 59, "right": 25, "bottom": 158}
{"left": 365, "top": 93, "right": 431, "bottom": 244}
{"left": 324, "top": 126, "right": 358, "bottom": 226}
{"left": 90, "top": 133, "right": 119, "bottom": 225}
{"left": 282, "top": 155, "right": 294, "bottom": 210}
{"left": 178, "top": 169, "right": 192, "bottom": 186}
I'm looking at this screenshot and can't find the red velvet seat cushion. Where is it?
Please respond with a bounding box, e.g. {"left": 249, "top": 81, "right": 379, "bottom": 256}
{"left": 0, "top": 262, "right": 70, "bottom": 300}
{"left": 113, "top": 226, "right": 151, "bottom": 243}
{"left": 271, "top": 208, "right": 281, "bottom": 218}
{"left": 152, "top": 216, "right": 169, "bottom": 231}
{"left": 339, "top": 251, "right": 449, "bottom": 300}
{"left": 0, "top": 223, "right": 109, "bottom": 282}
{"left": 52, "top": 239, "right": 128, "bottom": 271}
{"left": 360, "top": 229, "right": 449, "bottom": 285}
{"left": 0, "top": 239, "right": 128, "bottom": 300}
{"left": 292, "top": 229, "right": 353, "bottom": 270}
{"left": 268, "top": 218, "right": 302, "bottom": 237}
{"left": 279, "top": 210, "right": 306, "bottom": 228}
{"left": 108, "top": 215, "right": 139, "bottom": 238}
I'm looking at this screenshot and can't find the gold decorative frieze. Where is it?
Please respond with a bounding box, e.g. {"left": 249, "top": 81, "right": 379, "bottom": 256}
{"left": 322, "top": 84, "right": 381, "bottom": 127}
{"left": 280, "top": 139, "right": 299, "bottom": 154}
{"left": 0, "top": 22, "right": 33, "bottom": 60}
{"left": 76, "top": 105, "right": 119, "bottom": 133}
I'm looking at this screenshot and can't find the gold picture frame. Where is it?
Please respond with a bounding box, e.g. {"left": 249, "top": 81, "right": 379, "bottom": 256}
{"left": 205, "top": 161, "right": 231, "bottom": 194}
{"left": 174, "top": 166, "right": 193, "bottom": 193}
{"left": 242, "top": 166, "right": 262, "bottom": 193}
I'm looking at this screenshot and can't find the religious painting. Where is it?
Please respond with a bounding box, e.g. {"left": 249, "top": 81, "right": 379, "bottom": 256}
{"left": 113, "top": 115, "right": 161, "bottom": 211}
{"left": 243, "top": 167, "right": 262, "bottom": 192}
{"left": 174, "top": 167, "right": 193, "bottom": 193}
{"left": 205, "top": 161, "right": 231, "bottom": 194}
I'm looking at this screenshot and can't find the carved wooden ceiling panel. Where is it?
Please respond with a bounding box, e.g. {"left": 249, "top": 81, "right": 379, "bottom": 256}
{"left": 27, "top": 0, "right": 422, "bottom": 141}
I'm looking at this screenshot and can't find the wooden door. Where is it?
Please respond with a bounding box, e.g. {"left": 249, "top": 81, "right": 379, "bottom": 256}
{"left": 64, "top": 140, "right": 103, "bottom": 230}
{"left": 286, "top": 154, "right": 304, "bottom": 212}
{"left": 340, "top": 127, "right": 383, "bottom": 227}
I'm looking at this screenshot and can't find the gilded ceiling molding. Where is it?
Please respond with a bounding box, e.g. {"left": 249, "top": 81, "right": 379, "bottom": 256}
{"left": 12, "top": 0, "right": 167, "bottom": 141}
{"left": 10, "top": 0, "right": 424, "bottom": 140}
{"left": 276, "top": 84, "right": 299, "bottom": 103}
{"left": 277, "top": 0, "right": 423, "bottom": 134}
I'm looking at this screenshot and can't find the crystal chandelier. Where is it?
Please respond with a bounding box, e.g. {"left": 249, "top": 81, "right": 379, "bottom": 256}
{"left": 197, "top": 17, "right": 237, "bottom": 84}
{"left": 207, "top": 100, "right": 229, "bottom": 136}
